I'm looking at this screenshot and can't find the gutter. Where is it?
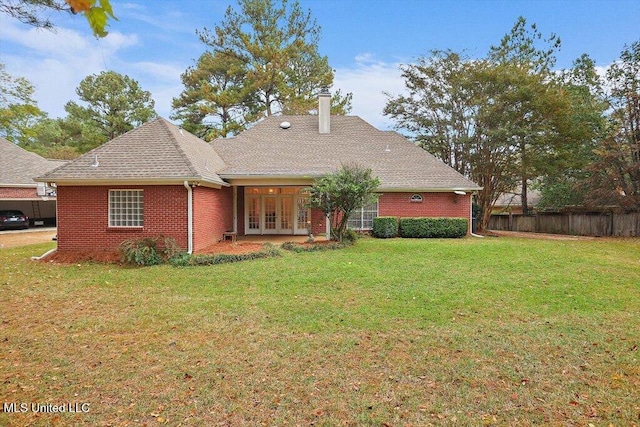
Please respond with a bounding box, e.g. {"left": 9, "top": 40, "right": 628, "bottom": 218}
{"left": 469, "top": 193, "right": 483, "bottom": 238}
{"left": 183, "top": 181, "right": 193, "bottom": 254}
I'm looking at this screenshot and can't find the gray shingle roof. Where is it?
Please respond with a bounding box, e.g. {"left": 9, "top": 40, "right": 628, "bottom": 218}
{"left": 214, "top": 115, "right": 481, "bottom": 191}
{"left": 37, "top": 118, "right": 227, "bottom": 186}
{"left": 0, "top": 137, "right": 67, "bottom": 186}
{"left": 37, "top": 115, "right": 480, "bottom": 192}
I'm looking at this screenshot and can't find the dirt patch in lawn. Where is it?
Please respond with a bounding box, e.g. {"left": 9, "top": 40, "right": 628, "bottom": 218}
{"left": 0, "top": 229, "right": 57, "bottom": 248}
{"left": 41, "top": 249, "right": 123, "bottom": 264}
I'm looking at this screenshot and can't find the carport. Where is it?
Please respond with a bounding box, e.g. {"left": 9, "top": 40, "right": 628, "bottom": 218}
{"left": 0, "top": 138, "right": 67, "bottom": 227}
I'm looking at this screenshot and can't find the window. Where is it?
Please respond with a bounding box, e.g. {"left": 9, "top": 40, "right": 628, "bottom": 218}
{"left": 109, "top": 190, "right": 143, "bottom": 227}
{"left": 410, "top": 194, "right": 423, "bottom": 203}
{"left": 347, "top": 201, "right": 378, "bottom": 230}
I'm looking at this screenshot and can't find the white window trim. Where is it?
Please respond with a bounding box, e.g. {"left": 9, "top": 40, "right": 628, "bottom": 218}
{"left": 108, "top": 189, "right": 144, "bottom": 228}
{"left": 347, "top": 201, "right": 379, "bottom": 231}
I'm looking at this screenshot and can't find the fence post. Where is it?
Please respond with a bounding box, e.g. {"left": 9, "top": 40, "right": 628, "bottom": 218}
{"left": 569, "top": 212, "right": 574, "bottom": 235}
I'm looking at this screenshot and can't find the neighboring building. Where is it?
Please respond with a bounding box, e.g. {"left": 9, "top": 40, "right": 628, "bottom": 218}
{"left": 0, "top": 138, "right": 66, "bottom": 226}
{"left": 37, "top": 92, "right": 481, "bottom": 253}
{"left": 492, "top": 188, "right": 541, "bottom": 215}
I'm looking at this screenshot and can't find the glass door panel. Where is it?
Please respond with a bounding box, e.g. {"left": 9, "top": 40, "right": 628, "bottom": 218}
{"left": 295, "top": 195, "right": 310, "bottom": 234}
{"left": 247, "top": 196, "right": 261, "bottom": 234}
{"left": 280, "top": 196, "right": 293, "bottom": 232}
{"left": 264, "top": 196, "right": 277, "bottom": 231}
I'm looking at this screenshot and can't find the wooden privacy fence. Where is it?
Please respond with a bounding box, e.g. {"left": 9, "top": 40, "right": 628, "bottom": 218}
{"left": 489, "top": 212, "right": 640, "bottom": 237}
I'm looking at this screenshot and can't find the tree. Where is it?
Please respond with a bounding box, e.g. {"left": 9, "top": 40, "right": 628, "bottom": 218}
{"left": 307, "top": 163, "right": 380, "bottom": 241}
{"left": 537, "top": 54, "right": 609, "bottom": 210}
{"left": 171, "top": 51, "right": 259, "bottom": 140}
{"left": 183, "top": 0, "right": 350, "bottom": 130}
{"left": 383, "top": 50, "right": 476, "bottom": 176}
{"left": 0, "top": 62, "right": 47, "bottom": 145}
{"left": 487, "top": 16, "right": 568, "bottom": 214}
{"left": 64, "top": 70, "right": 156, "bottom": 149}
{"left": 385, "top": 18, "right": 588, "bottom": 229}
{"left": 0, "top": 0, "right": 116, "bottom": 37}
{"left": 582, "top": 41, "right": 640, "bottom": 209}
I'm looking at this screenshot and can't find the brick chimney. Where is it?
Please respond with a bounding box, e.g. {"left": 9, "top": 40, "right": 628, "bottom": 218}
{"left": 318, "top": 88, "right": 330, "bottom": 134}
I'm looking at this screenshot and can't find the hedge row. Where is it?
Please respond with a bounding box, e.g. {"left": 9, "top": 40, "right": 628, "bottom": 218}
{"left": 169, "top": 244, "right": 281, "bottom": 267}
{"left": 372, "top": 217, "right": 468, "bottom": 239}
{"left": 281, "top": 241, "right": 352, "bottom": 252}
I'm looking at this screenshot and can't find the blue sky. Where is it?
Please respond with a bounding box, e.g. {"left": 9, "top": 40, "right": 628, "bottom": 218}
{"left": 1, "top": 0, "right": 638, "bottom": 130}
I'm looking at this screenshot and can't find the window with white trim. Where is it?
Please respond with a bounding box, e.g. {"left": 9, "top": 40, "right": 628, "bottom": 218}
{"left": 347, "top": 201, "right": 378, "bottom": 230}
{"left": 109, "top": 189, "right": 144, "bottom": 227}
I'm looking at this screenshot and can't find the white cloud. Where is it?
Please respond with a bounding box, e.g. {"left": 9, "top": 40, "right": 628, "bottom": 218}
{"left": 333, "top": 54, "right": 407, "bottom": 130}
{"left": 0, "top": 20, "right": 139, "bottom": 118}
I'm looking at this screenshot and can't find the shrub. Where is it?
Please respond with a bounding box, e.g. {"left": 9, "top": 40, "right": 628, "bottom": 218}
{"left": 120, "top": 235, "right": 181, "bottom": 266}
{"left": 169, "top": 243, "right": 280, "bottom": 267}
{"left": 372, "top": 216, "right": 398, "bottom": 238}
{"left": 281, "top": 240, "right": 352, "bottom": 253}
{"left": 398, "top": 217, "right": 468, "bottom": 238}
{"left": 342, "top": 229, "right": 359, "bottom": 243}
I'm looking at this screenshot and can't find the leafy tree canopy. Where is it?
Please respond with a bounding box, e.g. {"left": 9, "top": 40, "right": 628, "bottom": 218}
{"left": 174, "top": 0, "right": 351, "bottom": 138}
{"left": 0, "top": 0, "right": 116, "bottom": 37}
{"left": 307, "top": 163, "right": 380, "bottom": 241}
{"left": 65, "top": 70, "right": 156, "bottom": 146}
{"left": 384, "top": 17, "right": 616, "bottom": 229}
{"left": 0, "top": 62, "right": 47, "bottom": 145}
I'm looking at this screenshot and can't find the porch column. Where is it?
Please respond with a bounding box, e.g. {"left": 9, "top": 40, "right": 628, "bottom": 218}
{"left": 326, "top": 214, "right": 331, "bottom": 238}
{"left": 233, "top": 186, "right": 238, "bottom": 233}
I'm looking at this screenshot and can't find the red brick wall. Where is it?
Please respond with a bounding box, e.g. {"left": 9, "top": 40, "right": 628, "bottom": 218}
{"left": 56, "top": 185, "right": 188, "bottom": 252}
{"left": 193, "top": 186, "right": 233, "bottom": 252}
{"left": 0, "top": 187, "right": 37, "bottom": 199}
{"left": 378, "top": 192, "right": 471, "bottom": 229}
{"left": 310, "top": 208, "right": 327, "bottom": 235}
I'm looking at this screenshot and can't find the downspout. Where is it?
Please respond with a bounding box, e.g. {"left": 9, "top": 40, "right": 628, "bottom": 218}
{"left": 183, "top": 181, "right": 193, "bottom": 254}
{"left": 470, "top": 193, "right": 484, "bottom": 238}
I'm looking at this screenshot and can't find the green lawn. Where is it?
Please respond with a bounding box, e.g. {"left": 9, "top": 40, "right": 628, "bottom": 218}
{"left": 1, "top": 237, "right": 639, "bottom": 426}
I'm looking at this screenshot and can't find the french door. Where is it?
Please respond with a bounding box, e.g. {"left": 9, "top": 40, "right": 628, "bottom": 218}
{"left": 245, "top": 188, "right": 310, "bottom": 235}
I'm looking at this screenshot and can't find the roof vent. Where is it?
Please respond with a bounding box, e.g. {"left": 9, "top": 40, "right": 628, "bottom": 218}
{"left": 280, "top": 121, "right": 291, "bottom": 129}
{"left": 91, "top": 154, "right": 99, "bottom": 167}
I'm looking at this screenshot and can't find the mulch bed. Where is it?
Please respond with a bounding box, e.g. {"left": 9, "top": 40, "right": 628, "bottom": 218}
{"left": 41, "top": 250, "right": 122, "bottom": 264}
{"left": 197, "top": 241, "right": 265, "bottom": 255}
{"left": 39, "top": 242, "right": 269, "bottom": 264}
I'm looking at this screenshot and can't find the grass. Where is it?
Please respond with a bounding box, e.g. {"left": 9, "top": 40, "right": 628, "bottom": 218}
{"left": 1, "top": 236, "right": 639, "bottom": 426}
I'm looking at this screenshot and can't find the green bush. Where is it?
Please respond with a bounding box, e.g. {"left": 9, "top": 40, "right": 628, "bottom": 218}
{"left": 372, "top": 216, "right": 398, "bottom": 238}
{"left": 281, "top": 240, "right": 352, "bottom": 253}
{"left": 120, "top": 235, "right": 181, "bottom": 266}
{"left": 169, "top": 243, "right": 280, "bottom": 267}
{"left": 398, "top": 217, "right": 468, "bottom": 238}
{"left": 342, "top": 229, "right": 359, "bottom": 243}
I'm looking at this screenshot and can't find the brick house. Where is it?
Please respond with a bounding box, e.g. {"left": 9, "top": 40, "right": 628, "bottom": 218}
{"left": 37, "top": 92, "right": 480, "bottom": 253}
{"left": 0, "top": 137, "right": 66, "bottom": 226}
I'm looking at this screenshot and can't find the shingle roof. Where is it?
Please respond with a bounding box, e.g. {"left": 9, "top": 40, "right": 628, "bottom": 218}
{"left": 214, "top": 115, "right": 481, "bottom": 191}
{"left": 0, "top": 137, "right": 67, "bottom": 187}
{"left": 38, "top": 115, "right": 480, "bottom": 192}
{"left": 37, "top": 118, "right": 227, "bottom": 186}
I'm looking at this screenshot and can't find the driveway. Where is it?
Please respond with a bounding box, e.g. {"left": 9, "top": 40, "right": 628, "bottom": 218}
{"left": 0, "top": 227, "right": 57, "bottom": 248}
